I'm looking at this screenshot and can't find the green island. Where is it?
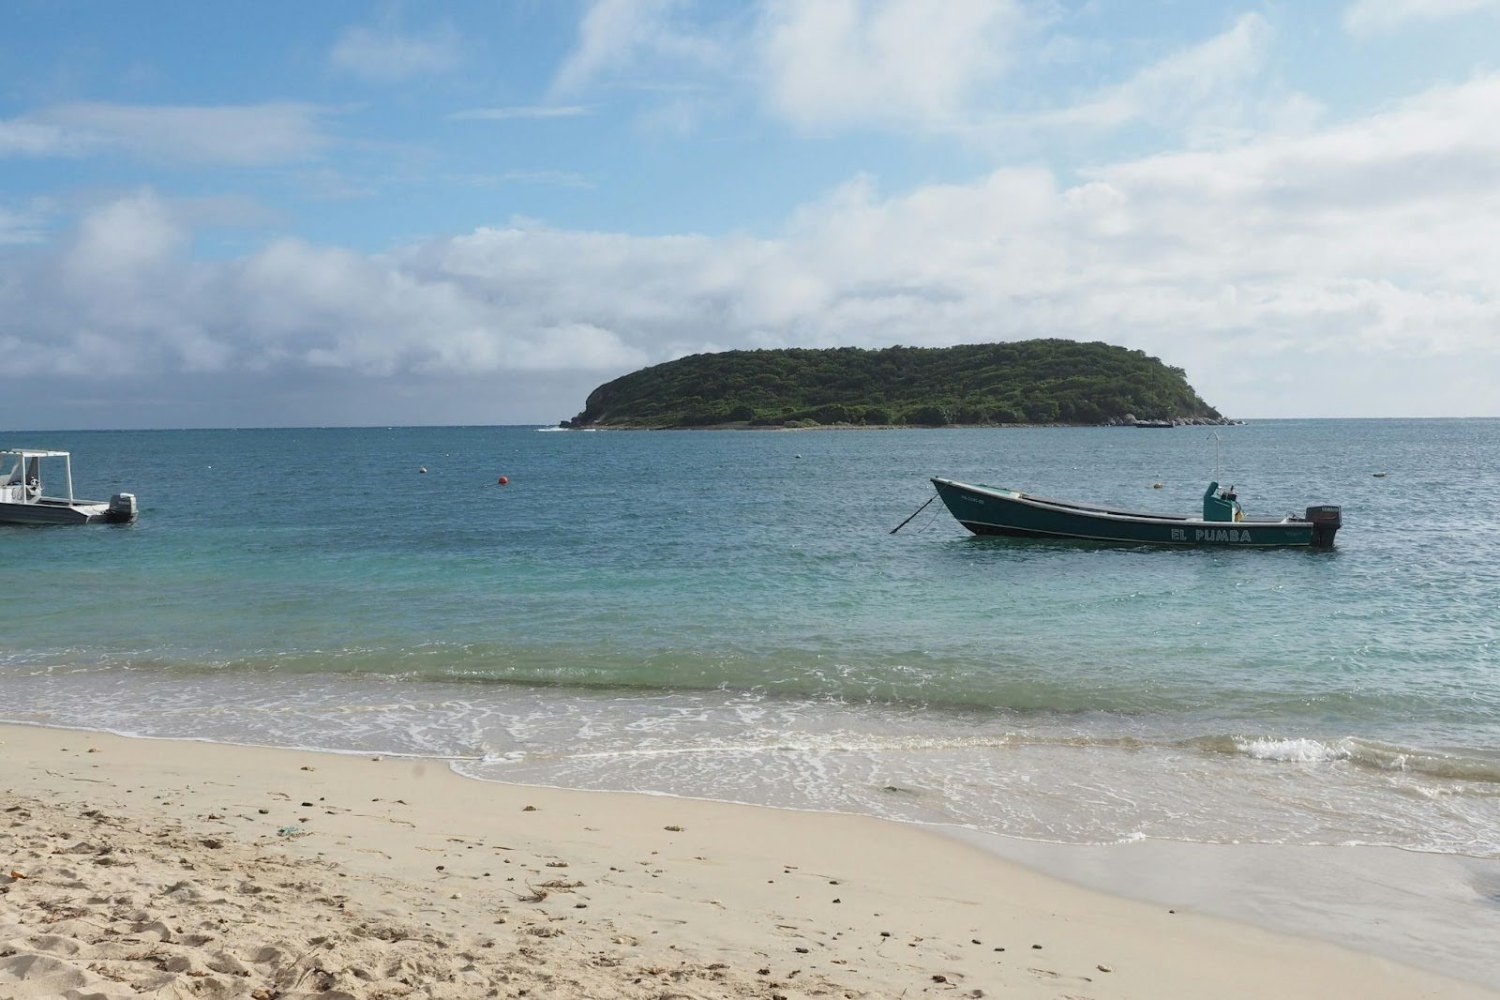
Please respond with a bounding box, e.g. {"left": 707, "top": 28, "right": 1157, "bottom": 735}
{"left": 563, "top": 339, "right": 1226, "bottom": 429}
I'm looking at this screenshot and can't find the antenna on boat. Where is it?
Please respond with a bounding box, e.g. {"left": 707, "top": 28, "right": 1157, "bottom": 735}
{"left": 1212, "top": 431, "right": 1224, "bottom": 484}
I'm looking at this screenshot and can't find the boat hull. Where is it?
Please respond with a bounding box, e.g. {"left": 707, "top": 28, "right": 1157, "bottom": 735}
{"left": 0, "top": 498, "right": 133, "bottom": 525}
{"left": 932, "top": 478, "right": 1330, "bottom": 548}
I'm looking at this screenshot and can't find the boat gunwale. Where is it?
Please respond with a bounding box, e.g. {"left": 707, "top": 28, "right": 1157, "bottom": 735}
{"left": 10, "top": 496, "right": 115, "bottom": 513}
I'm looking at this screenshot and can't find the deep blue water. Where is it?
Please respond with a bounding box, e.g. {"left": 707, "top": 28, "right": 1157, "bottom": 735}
{"left": 3, "top": 420, "right": 1498, "bottom": 855}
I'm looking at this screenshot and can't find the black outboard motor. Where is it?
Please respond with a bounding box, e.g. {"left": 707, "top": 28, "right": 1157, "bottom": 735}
{"left": 107, "top": 492, "right": 138, "bottom": 522}
{"left": 1304, "top": 505, "right": 1342, "bottom": 548}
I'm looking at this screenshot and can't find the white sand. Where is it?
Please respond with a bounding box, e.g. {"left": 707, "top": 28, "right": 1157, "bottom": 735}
{"left": 2, "top": 722, "right": 1492, "bottom": 999}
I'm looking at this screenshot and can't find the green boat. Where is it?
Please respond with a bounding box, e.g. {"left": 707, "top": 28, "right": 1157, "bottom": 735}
{"left": 930, "top": 478, "right": 1341, "bottom": 548}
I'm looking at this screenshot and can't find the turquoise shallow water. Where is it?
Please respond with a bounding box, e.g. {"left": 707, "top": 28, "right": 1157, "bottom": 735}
{"left": 3, "top": 420, "right": 1499, "bottom": 855}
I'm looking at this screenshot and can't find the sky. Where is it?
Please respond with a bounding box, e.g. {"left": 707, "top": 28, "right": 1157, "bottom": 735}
{"left": 2, "top": 0, "right": 1499, "bottom": 429}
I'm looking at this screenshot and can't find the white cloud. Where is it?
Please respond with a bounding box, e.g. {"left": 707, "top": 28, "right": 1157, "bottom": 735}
{"left": 328, "top": 21, "right": 462, "bottom": 83}
{"left": 757, "top": 0, "right": 1028, "bottom": 131}
{"left": 34, "top": 102, "right": 329, "bottom": 165}
{"left": 229, "top": 233, "right": 653, "bottom": 376}
{"left": 490, "top": 171, "right": 594, "bottom": 189}
{"left": 0, "top": 118, "right": 90, "bottom": 157}
{"left": 0, "top": 201, "right": 50, "bottom": 245}
{"left": 63, "top": 190, "right": 186, "bottom": 290}
{"left": 1021, "top": 13, "right": 1300, "bottom": 144}
{"left": 1, "top": 191, "right": 223, "bottom": 378}
{"left": 552, "top": 0, "right": 726, "bottom": 96}
{"left": 546, "top": 3, "right": 1305, "bottom": 145}
{"left": 4, "top": 73, "right": 1500, "bottom": 419}
{"left": 447, "top": 105, "right": 592, "bottom": 121}
{"left": 1044, "top": 12, "right": 1278, "bottom": 128}
{"left": 1343, "top": 0, "right": 1500, "bottom": 36}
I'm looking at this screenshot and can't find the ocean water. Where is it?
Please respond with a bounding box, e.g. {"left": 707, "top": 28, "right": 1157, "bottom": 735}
{"left": 3, "top": 420, "right": 1499, "bottom": 860}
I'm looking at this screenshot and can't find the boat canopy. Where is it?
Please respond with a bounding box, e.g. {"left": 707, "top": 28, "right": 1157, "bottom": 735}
{"left": 0, "top": 449, "right": 79, "bottom": 503}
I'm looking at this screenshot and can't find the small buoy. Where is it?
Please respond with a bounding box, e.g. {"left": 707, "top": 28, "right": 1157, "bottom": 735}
{"left": 1152, "top": 482, "right": 1164, "bottom": 489}
{"left": 497, "top": 475, "right": 509, "bottom": 486}
{"left": 419, "top": 467, "right": 427, "bottom": 474}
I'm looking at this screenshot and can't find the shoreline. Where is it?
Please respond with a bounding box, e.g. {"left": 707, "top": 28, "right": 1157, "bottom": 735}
{"left": 553, "top": 419, "right": 1241, "bottom": 431}
{"left": 953, "top": 829, "right": 1500, "bottom": 992}
{"left": 4, "top": 722, "right": 1495, "bottom": 999}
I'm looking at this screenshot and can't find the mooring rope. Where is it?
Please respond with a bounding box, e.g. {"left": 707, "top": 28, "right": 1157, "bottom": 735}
{"left": 889, "top": 493, "right": 938, "bottom": 534}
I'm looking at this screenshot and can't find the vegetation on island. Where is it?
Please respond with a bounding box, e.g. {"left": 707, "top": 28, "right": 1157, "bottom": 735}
{"left": 563, "top": 339, "right": 1224, "bottom": 429}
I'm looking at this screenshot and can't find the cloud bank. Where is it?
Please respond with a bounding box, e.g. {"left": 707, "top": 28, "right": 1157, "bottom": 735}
{"left": 4, "top": 70, "right": 1498, "bottom": 424}
{"left": 4, "top": 4, "right": 1499, "bottom": 423}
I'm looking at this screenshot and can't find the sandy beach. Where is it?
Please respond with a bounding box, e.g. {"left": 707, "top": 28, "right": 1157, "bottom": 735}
{"left": 2, "top": 722, "right": 1492, "bottom": 1000}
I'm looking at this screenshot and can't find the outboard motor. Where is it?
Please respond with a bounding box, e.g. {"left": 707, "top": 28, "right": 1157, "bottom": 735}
{"left": 108, "top": 492, "right": 137, "bottom": 522}
{"left": 1305, "top": 505, "right": 1341, "bottom": 548}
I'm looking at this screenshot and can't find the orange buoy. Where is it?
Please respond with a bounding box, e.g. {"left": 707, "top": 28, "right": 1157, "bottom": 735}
{"left": 497, "top": 475, "right": 509, "bottom": 486}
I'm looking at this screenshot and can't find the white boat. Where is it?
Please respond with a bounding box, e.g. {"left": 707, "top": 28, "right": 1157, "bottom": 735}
{"left": 0, "top": 449, "right": 137, "bottom": 525}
